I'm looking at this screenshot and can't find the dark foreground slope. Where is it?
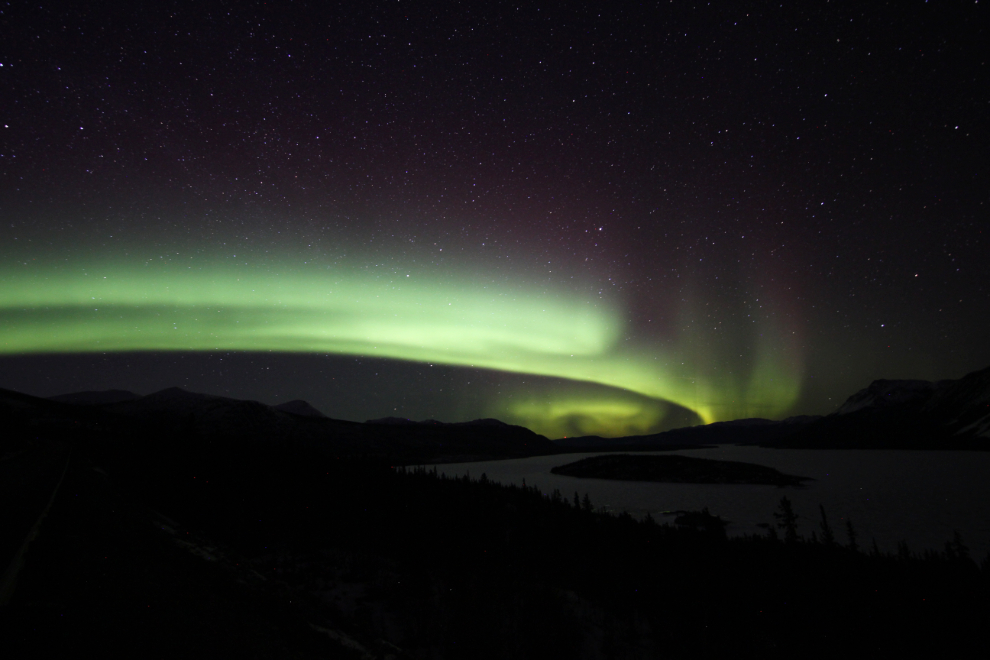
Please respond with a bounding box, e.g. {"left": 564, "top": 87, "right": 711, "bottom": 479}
{"left": 2, "top": 403, "right": 989, "bottom": 659}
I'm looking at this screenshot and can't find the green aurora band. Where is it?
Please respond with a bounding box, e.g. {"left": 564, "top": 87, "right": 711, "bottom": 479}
{"left": 0, "top": 260, "right": 803, "bottom": 428}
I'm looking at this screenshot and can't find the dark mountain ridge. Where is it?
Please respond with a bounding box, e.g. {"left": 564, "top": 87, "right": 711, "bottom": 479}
{"left": 551, "top": 365, "right": 990, "bottom": 451}
{"left": 274, "top": 399, "right": 327, "bottom": 418}
{"left": 4, "top": 386, "right": 556, "bottom": 463}
{"left": 773, "top": 365, "right": 990, "bottom": 449}
{"left": 48, "top": 389, "right": 141, "bottom": 405}
{"left": 7, "top": 363, "right": 989, "bottom": 459}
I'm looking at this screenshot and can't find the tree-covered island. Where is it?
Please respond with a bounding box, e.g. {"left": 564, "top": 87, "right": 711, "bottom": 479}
{"left": 550, "top": 453, "right": 812, "bottom": 486}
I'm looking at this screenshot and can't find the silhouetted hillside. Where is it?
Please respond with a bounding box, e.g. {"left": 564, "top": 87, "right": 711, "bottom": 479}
{"left": 48, "top": 389, "right": 141, "bottom": 405}
{"left": 552, "top": 365, "right": 990, "bottom": 451}
{"left": 773, "top": 365, "right": 990, "bottom": 449}
{"left": 12, "top": 364, "right": 990, "bottom": 458}
{"left": 3, "top": 379, "right": 990, "bottom": 658}
{"left": 274, "top": 399, "right": 327, "bottom": 418}
{"left": 3, "top": 416, "right": 988, "bottom": 659}
{"left": 1, "top": 386, "right": 558, "bottom": 463}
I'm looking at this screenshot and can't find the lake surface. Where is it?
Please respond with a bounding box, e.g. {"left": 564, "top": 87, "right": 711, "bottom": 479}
{"left": 429, "top": 446, "right": 990, "bottom": 559}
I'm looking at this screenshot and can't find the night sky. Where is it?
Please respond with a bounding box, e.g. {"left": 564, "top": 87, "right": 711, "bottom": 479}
{"left": 1, "top": 1, "right": 987, "bottom": 438}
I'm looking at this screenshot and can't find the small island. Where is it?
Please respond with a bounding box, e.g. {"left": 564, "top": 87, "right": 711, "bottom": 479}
{"left": 550, "top": 454, "right": 812, "bottom": 487}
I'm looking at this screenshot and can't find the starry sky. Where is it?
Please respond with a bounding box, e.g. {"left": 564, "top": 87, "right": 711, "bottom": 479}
{"left": 1, "top": 1, "right": 987, "bottom": 438}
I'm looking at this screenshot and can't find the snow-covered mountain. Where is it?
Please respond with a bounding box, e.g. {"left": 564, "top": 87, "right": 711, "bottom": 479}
{"left": 777, "top": 365, "right": 990, "bottom": 448}
{"left": 835, "top": 380, "right": 937, "bottom": 415}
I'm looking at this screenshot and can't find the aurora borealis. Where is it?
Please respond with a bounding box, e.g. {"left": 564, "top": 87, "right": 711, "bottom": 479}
{"left": 1, "top": 2, "right": 987, "bottom": 436}
{"left": 0, "top": 256, "right": 802, "bottom": 427}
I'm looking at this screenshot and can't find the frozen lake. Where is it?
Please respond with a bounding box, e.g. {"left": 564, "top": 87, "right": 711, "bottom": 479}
{"left": 429, "top": 446, "right": 990, "bottom": 559}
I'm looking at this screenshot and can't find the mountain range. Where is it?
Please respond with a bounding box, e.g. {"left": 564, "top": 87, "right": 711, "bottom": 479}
{"left": 772, "top": 364, "right": 990, "bottom": 449}
{"left": 1, "top": 385, "right": 556, "bottom": 463}
{"left": 554, "top": 364, "right": 990, "bottom": 451}
{"left": 3, "top": 363, "right": 988, "bottom": 462}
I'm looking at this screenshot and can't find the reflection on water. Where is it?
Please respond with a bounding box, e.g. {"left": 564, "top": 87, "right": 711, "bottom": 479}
{"left": 429, "top": 446, "right": 990, "bottom": 559}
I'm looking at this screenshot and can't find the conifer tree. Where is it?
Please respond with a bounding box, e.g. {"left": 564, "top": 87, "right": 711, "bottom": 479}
{"left": 846, "top": 520, "right": 858, "bottom": 553}
{"left": 950, "top": 531, "right": 970, "bottom": 562}
{"left": 819, "top": 505, "right": 835, "bottom": 546}
{"left": 897, "top": 540, "right": 912, "bottom": 562}
{"left": 773, "top": 496, "right": 799, "bottom": 543}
